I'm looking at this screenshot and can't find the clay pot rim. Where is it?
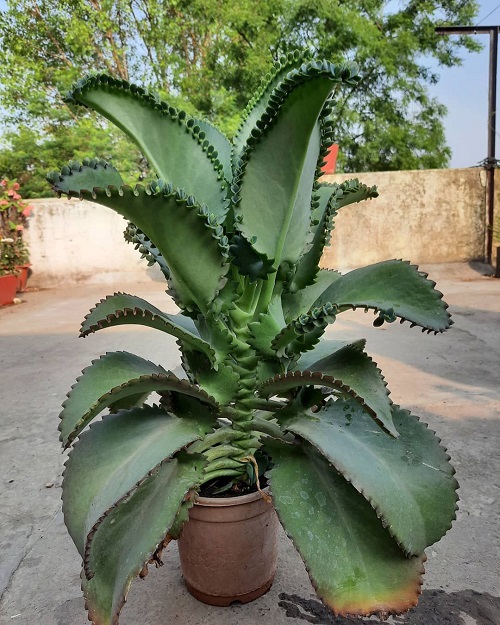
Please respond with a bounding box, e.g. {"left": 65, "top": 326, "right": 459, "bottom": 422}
{"left": 195, "top": 487, "right": 271, "bottom": 508}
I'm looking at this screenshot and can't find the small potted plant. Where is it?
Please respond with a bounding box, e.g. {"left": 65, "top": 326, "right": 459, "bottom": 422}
{"left": 48, "top": 50, "right": 457, "bottom": 625}
{"left": 0, "top": 237, "right": 18, "bottom": 305}
{"left": 0, "top": 179, "right": 33, "bottom": 293}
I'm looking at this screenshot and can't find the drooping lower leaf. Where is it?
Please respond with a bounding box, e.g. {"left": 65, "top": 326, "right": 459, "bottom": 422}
{"left": 80, "top": 293, "right": 216, "bottom": 364}
{"left": 63, "top": 405, "right": 213, "bottom": 556}
{"left": 269, "top": 441, "right": 425, "bottom": 617}
{"left": 285, "top": 398, "right": 458, "bottom": 556}
{"left": 295, "top": 340, "right": 396, "bottom": 437}
{"left": 60, "top": 351, "right": 217, "bottom": 447}
{"left": 82, "top": 451, "right": 205, "bottom": 625}
{"left": 311, "top": 260, "right": 452, "bottom": 332}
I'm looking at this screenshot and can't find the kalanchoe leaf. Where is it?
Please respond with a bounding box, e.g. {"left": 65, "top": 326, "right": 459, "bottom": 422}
{"left": 258, "top": 362, "right": 396, "bottom": 437}
{"left": 62, "top": 405, "right": 213, "bottom": 557}
{"left": 60, "top": 351, "right": 218, "bottom": 448}
{"left": 123, "top": 222, "right": 171, "bottom": 282}
{"left": 289, "top": 179, "right": 379, "bottom": 292}
{"left": 282, "top": 268, "right": 342, "bottom": 322}
{"left": 310, "top": 260, "right": 452, "bottom": 333}
{"left": 284, "top": 399, "right": 459, "bottom": 556}
{"left": 51, "top": 181, "right": 229, "bottom": 314}
{"left": 271, "top": 303, "right": 337, "bottom": 359}
{"left": 82, "top": 451, "right": 205, "bottom": 625}
{"left": 294, "top": 339, "right": 396, "bottom": 437}
{"left": 233, "top": 61, "right": 359, "bottom": 269}
{"left": 233, "top": 50, "right": 314, "bottom": 166}
{"left": 64, "top": 74, "right": 228, "bottom": 219}
{"left": 268, "top": 441, "right": 426, "bottom": 617}
{"left": 79, "top": 293, "right": 217, "bottom": 365}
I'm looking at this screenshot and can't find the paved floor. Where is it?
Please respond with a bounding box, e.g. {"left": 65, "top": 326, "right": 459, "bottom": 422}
{"left": 0, "top": 263, "right": 499, "bottom": 625}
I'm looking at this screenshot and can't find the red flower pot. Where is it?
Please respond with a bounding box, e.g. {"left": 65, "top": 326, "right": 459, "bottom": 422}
{"left": 0, "top": 274, "right": 18, "bottom": 306}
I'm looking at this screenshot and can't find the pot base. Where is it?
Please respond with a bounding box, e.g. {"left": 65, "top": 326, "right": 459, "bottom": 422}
{"left": 184, "top": 575, "right": 274, "bottom": 606}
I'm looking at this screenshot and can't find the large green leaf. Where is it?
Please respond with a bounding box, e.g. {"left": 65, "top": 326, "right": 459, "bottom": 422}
{"left": 52, "top": 183, "right": 229, "bottom": 313}
{"left": 311, "top": 260, "right": 452, "bottom": 332}
{"left": 80, "top": 293, "right": 216, "bottom": 364}
{"left": 286, "top": 399, "right": 458, "bottom": 555}
{"left": 82, "top": 451, "right": 205, "bottom": 625}
{"left": 269, "top": 442, "right": 426, "bottom": 617}
{"left": 258, "top": 359, "right": 396, "bottom": 437}
{"left": 66, "top": 75, "right": 227, "bottom": 218}
{"left": 63, "top": 405, "right": 212, "bottom": 556}
{"left": 295, "top": 340, "right": 396, "bottom": 437}
{"left": 60, "top": 351, "right": 217, "bottom": 447}
{"left": 234, "top": 63, "right": 357, "bottom": 268}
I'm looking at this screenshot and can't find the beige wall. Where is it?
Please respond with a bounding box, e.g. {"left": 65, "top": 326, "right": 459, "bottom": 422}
{"left": 26, "top": 168, "right": 488, "bottom": 286}
{"left": 25, "top": 198, "right": 152, "bottom": 287}
{"left": 321, "top": 168, "right": 486, "bottom": 270}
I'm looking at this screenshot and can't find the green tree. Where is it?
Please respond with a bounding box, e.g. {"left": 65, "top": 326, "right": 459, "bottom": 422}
{"left": 0, "top": 0, "right": 481, "bottom": 196}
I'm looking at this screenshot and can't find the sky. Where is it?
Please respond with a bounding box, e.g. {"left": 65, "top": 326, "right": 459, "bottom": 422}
{"left": 429, "top": 0, "right": 500, "bottom": 168}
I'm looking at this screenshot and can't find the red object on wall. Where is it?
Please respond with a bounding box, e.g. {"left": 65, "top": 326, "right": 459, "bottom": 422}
{"left": 321, "top": 144, "right": 339, "bottom": 175}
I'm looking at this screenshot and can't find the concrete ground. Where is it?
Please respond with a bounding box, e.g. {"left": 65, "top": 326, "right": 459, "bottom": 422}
{"left": 0, "top": 263, "right": 499, "bottom": 625}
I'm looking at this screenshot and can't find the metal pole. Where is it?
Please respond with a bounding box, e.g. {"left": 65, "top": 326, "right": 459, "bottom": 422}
{"left": 435, "top": 25, "right": 499, "bottom": 269}
{"left": 486, "top": 28, "right": 498, "bottom": 266}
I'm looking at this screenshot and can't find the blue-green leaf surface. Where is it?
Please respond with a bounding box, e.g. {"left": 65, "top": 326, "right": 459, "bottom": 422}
{"left": 285, "top": 399, "right": 458, "bottom": 555}
{"left": 60, "top": 351, "right": 217, "bottom": 447}
{"left": 82, "top": 451, "right": 205, "bottom": 625}
{"left": 66, "top": 75, "right": 227, "bottom": 218}
{"left": 269, "top": 442, "right": 425, "bottom": 616}
{"left": 63, "top": 405, "right": 212, "bottom": 556}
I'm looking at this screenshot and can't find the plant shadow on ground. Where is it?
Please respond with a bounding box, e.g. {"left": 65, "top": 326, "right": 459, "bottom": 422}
{"left": 278, "top": 589, "right": 499, "bottom": 625}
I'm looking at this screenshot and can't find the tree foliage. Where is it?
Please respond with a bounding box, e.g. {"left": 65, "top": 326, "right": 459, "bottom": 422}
{"left": 0, "top": 0, "right": 481, "bottom": 196}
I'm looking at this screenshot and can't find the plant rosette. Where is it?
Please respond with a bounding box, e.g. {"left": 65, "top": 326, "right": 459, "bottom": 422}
{"left": 48, "top": 50, "right": 457, "bottom": 625}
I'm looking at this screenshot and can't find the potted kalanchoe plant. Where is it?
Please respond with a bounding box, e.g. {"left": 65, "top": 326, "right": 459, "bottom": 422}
{"left": 0, "top": 179, "right": 33, "bottom": 296}
{"left": 48, "top": 50, "right": 458, "bottom": 625}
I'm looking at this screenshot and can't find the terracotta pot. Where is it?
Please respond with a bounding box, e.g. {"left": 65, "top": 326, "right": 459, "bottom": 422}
{"left": 178, "top": 489, "right": 279, "bottom": 606}
{"left": 15, "top": 264, "right": 31, "bottom": 292}
{"left": 0, "top": 274, "right": 17, "bottom": 306}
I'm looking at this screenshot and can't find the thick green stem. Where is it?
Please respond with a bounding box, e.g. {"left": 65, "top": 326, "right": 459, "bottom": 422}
{"left": 189, "top": 428, "right": 244, "bottom": 454}
{"left": 203, "top": 444, "right": 245, "bottom": 462}
{"left": 201, "top": 468, "right": 243, "bottom": 483}
{"left": 205, "top": 457, "right": 245, "bottom": 473}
